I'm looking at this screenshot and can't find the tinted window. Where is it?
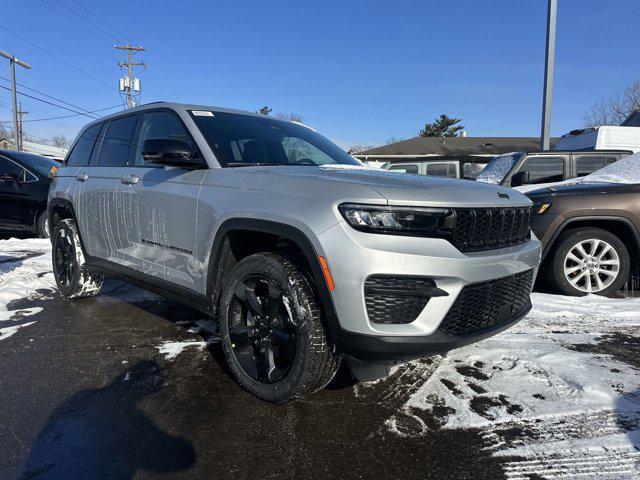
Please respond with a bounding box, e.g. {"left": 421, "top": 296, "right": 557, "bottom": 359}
{"left": 98, "top": 115, "right": 138, "bottom": 167}
{"left": 462, "top": 162, "right": 486, "bottom": 180}
{"left": 426, "top": 163, "right": 457, "bottom": 178}
{"left": 0, "top": 157, "right": 25, "bottom": 181}
{"left": 66, "top": 123, "right": 102, "bottom": 167}
{"left": 390, "top": 164, "right": 419, "bottom": 174}
{"left": 134, "top": 111, "right": 194, "bottom": 166}
{"left": 9, "top": 152, "right": 58, "bottom": 176}
{"left": 516, "top": 156, "right": 565, "bottom": 184}
{"left": 576, "top": 156, "right": 618, "bottom": 177}
{"left": 191, "top": 111, "right": 361, "bottom": 167}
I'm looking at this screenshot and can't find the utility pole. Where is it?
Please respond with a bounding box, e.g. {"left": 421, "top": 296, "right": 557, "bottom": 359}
{"left": 17, "top": 103, "right": 28, "bottom": 151}
{"left": 540, "top": 0, "right": 557, "bottom": 150}
{"left": 115, "top": 45, "right": 145, "bottom": 108}
{"left": 0, "top": 49, "right": 31, "bottom": 150}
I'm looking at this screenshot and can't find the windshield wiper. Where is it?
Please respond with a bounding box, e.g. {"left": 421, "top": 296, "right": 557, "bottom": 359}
{"left": 225, "top": 162, "right": 289, "bottom": 168}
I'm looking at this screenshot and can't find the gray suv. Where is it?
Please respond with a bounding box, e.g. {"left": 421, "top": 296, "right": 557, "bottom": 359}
{"left": 48, "top": 102, "right": 541, "bottom": 402}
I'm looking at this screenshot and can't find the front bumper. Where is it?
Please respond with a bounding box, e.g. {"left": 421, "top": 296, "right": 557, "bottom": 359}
{"left": 316, "top": 221, "right": 541, "bottom": 361}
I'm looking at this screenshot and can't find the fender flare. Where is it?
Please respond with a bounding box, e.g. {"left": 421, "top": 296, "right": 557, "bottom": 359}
{"left": 206, "top": 218, "right": 342, "bottom": 344}
{"left": 543, "top": 215, "right": 640, "bottom": 260}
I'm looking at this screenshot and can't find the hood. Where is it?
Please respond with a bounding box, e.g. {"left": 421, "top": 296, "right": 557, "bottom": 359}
{"left": 227, "top": 165, "right": 532, "bottom": 208}
{"left": 526, "top": 182, "right": 635, "bottom": 199}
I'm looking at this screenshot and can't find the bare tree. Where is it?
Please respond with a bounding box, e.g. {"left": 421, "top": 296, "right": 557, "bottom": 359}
{"left": 51, "top": 134, "right": 70, "bottom": 148}
{"left": 385, "top": 136, "right": 406, "bottom": 145}
{"left": 276, "top": 112, "right": 304, "bottom": 123}
{"left": 584, "top": 79, "right": 640, "bottom": 126}
{"left": 347, "top": 145, "right": 375, "bottom": 154}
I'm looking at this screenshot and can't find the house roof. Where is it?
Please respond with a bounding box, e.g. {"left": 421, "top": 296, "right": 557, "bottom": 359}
{"left": 0, "top": 137, "right": 67, "bottom": 159}
{"left": 357, "top": 136, "right": 558, "bottom": 157}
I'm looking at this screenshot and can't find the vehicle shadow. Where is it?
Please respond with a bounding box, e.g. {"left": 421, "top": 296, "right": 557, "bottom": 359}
{"left": 20, "top": 360, "right": 196, "bottom": 480}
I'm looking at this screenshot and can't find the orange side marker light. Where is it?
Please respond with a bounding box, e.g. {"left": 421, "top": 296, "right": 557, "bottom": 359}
{"left": 318, "top": 256, "right": 335, "bottom": 292}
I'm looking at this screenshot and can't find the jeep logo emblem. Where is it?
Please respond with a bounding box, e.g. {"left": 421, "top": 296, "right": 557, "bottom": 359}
{"left": 498, "top": 192, "right": 510, "bottom": 199}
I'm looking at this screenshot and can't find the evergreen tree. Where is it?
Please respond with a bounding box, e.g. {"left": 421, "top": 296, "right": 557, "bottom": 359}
{"left": 419, "top": 114, "right": 464, "bottom": 137}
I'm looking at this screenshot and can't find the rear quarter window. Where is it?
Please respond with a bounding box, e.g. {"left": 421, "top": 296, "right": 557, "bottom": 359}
{"left": 66, "top": 124, "right": 102, "bottom": 167}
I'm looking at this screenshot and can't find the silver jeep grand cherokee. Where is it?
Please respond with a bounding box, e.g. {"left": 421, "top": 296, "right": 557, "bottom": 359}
{"left": 48, "top": 102, "right": 541, "bottom": 402}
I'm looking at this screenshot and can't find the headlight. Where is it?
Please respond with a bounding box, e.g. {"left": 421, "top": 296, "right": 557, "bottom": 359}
{"left": 338, "top": 203, "right": 453, "bottom": 236}
{"left": 532, "top": 202, "right": 552, "bottom": 215}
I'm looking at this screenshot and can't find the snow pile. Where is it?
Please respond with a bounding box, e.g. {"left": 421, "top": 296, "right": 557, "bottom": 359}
{"left": 0, "top": 238, "right": 54, "bottom": 340}
{"left": 476, "top": 153, "right": 520, "bottom": 184}
{"left": 581, "top": 151, "right": 640, "bottom": 184}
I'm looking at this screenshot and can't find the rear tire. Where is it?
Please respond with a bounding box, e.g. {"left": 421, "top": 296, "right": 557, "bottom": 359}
{"left": 52, "top": 219, "right": 103, "bottom": 299}
{"left": 218, "top": 253, "right": 340, "bottom": 403}
{"left": 36, "top": 210, "right": 49, "bottom": 238}
{"left": 547, "top": 227, "right": 629, "bottom": 297}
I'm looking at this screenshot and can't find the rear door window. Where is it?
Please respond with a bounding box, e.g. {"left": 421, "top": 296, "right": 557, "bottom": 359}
{"left": 426, "top": 162, "right": 457, "bottom": 178}
{"left": 575, "top": 155, "right": 619, "bottom": 177}
{"left": 389, "top": 163, "right": 419, "bottom": 174}
{"left": 0, "top": 157, "right": 26, "bottom": 182}
{"left": 66, "top": 123, "right": 102, "bottom": 167}
{"left": 515, "top": 156, "right": 565, "bottom": 184}
{"left": 98, "top": 115, "right": 138, "bottom": 167}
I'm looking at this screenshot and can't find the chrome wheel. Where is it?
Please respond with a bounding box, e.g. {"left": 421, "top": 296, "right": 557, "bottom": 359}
{"left": 563, "top": 238, "right": 620, "bottom": 293}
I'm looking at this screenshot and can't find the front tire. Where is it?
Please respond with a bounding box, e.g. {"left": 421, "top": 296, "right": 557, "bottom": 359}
{"left": 219, "top": 253, "right": 340, "bottom": 403}
{"left": 547, "top": 227, "right": 629, "bottom": 297}
{"left": 52, "top": 219, "right": 103, "bottom": 299}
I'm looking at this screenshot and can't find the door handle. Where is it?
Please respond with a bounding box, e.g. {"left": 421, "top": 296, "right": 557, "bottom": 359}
{"left": 75, "top": 172, "right": 89, "bottom": 182}
{"left": 121, "top": 174, "right": 139, "bottom": 185}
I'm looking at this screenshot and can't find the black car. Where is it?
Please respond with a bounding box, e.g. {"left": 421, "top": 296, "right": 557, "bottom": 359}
{"left": 0, "top": 150, "right": 59, "bottom": 238}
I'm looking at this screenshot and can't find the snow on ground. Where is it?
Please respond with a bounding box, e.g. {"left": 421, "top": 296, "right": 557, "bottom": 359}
{"left": 0, "top": 238, "right": 54, "bottom": 340}
{"left": 3, "top": 238, "right": 640, "bottom": 476}
{"left": 381, "top": 292, "right": 640, "bottom": 478}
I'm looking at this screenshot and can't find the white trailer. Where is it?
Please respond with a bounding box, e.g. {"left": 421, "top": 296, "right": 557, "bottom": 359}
{"left": 556, "top": 126, "right": 640, "bottom": 153}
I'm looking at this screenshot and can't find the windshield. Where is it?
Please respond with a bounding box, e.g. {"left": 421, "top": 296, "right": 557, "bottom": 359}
{"left": 476, "top": 153, "right": 521, "bottom": 184}
{"left": 9, "top": 151, "right": 59, "bottom": 176}
{"left": 190, "top": 111, "right": 362, "bottom": 167}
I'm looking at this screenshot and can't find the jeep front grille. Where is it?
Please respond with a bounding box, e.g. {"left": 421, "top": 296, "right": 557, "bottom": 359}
{"left": 452, "top": 207, "right": 532, "bottom": 252}
{"left": 437, "top": 269, "right": 534, "bottom": 337}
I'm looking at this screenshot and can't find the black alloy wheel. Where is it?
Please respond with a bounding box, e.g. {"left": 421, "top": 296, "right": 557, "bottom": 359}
{"left": 53, "top": 227, "right": 76, "bottom": 289}
{"left": 228, "top": 276, "right": 297, "bottom": 384}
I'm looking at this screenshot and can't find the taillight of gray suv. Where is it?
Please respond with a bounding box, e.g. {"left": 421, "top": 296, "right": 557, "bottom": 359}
{"left": 48, "top": 102, "right": 541, "bottom": 402}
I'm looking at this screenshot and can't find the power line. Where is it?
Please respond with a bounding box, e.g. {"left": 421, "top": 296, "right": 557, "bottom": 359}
{"left": 57, "top": 0, "right": 126, "bottom": 45}
{"left": 0, "top": 24, "right": 116, "bottom": 92}
{"left": 0, "top": 104, "right": 121, "bottom": 124}
{"left": 40, "top": 0, "right": 115, "bottom": 46}
{"left": 0, "top": 76, "right": 106, "bottom": 116}
{"left": 0, "top": 84, "right": 100, "bottom": 118}
{"left": 67, "top": 0, "right": 135, "bottom": 45}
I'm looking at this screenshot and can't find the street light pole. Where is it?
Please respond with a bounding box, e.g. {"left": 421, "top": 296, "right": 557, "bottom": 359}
{"left": 540, "top": 0, "right": 558, "bottom": 151}
{"left": 0, "top": 49, "right": 31, "bottom": 151}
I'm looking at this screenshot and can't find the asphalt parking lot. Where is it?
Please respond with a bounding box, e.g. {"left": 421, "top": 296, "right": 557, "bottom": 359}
{"left": 2, "top": 238, "right": 640, "bottom": 479}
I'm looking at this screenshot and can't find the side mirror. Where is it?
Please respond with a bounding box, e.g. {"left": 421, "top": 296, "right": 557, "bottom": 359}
{"left": 142, "top": 138, "right": 201, "bottom": 168}
{"left": 511, "top": 170, "right": 530, "bottom": 187}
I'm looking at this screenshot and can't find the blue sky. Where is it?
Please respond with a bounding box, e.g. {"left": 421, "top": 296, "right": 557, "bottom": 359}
{"left": 1, "top": 0, "right": 638, "bottom": 148}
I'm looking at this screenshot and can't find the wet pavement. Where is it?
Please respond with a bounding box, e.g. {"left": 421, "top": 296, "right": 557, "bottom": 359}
{"left": 0, "top": 279, "right": 504, "bottom": 480}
